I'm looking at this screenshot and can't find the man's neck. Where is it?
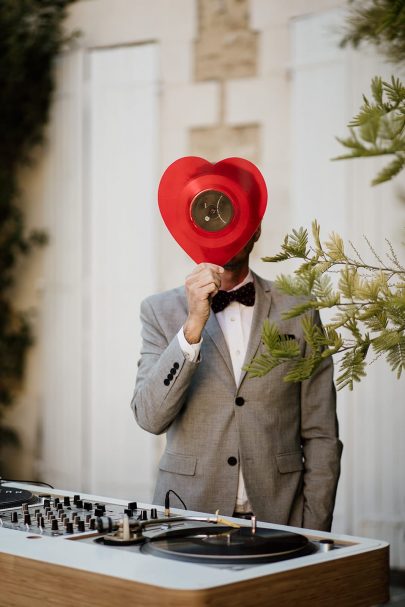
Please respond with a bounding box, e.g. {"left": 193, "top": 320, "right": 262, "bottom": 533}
{"left": 220, "top": 265, "right": 250, "bottom": 291}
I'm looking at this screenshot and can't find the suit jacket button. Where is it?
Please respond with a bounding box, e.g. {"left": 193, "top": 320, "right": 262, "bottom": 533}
{"left": 173, "top": 362, "right": 179, "bottom": 369}
{"left": 227, "top": 456, "right": 237, "bottom": 466}
{"left": 164, "top": 379, "right": 170, "bottom": 386}
{"left": 170, "top": 367, "right": 176, "bottom": 375}
{"left": 167, "top": 373, "right": 173, "bottom": 381}
{"left": 235, "top": 397, "right": 245, "bottom": 406}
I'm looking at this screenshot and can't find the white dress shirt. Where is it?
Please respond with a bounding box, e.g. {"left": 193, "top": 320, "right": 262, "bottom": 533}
{"left": 177, "top": 271, "right": 254, "bottom": 513}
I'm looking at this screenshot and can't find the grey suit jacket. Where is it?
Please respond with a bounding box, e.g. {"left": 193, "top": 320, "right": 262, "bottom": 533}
{"left": 131, "top": 272, "right": 343, "bottom": 531}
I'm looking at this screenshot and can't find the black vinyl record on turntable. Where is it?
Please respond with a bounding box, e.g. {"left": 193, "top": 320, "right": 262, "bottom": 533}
{"left": 142, "top": 523, "right": 317, "bottom": 565}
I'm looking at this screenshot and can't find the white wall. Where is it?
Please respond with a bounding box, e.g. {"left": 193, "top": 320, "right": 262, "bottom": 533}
{"left": 38, "top": 43, "right": 160, "bottom": 502}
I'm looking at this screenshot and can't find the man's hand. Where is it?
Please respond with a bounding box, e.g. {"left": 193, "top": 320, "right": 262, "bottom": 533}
{"left": 183, "top": 263, "right": 224, "bottom": 344}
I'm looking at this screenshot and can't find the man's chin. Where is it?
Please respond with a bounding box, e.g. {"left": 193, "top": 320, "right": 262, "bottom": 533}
{"left": 223, "top": 259, "right": 243, "bottom": 271}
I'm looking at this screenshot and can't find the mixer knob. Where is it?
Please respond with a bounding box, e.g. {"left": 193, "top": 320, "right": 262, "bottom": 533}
{"left": 85, "top": 514, "right": 92, "bottom": 523}
{"left": 76, "top": 500, "right": 83, "bottom": 509}
{"left": 89, "top": 518, "right": 96, "bottom": 530}
{"left": 24, "top": 513, "right": 31, "bottom": 525}
{"left": 22, "top": 503, "right": 29, "bottom": 513}
{"left": 150, "top": 508, "right": 158, "bottom": 519}
{"left": 63, "top": 496, "right": 71, "bottom": 507}
{"left": 51, "top": 519, "right": 59, "bottom": 531}
{"left": 124, "top": 508, "right": 132, "bottom": 517}
{"left": 63, "top": 517, "right": 70, "bottom": 527}
{"left": 43, "top": 499, "right": 51, "bottom": 508}
{"left": 83, "top": 502, "right": 92, "bottom": 511}
{"left": 53, "top": 497, "right": 60, "bottom": 507}
{"left": 141, "top": 510, "right": 148, "bottom": 521}
{"left": 11, "top": 511, "right": 18, "bottom": 524}
{"left": 127, "top": 501, "right": 137, "bottom": 510}
{"left": 57, "top": 503, "right": 63, "bottom": 511}
{"left": 77, "top": 520, "right": 85, "bottom": 532}
{"left": 65, "top": 522, "right": 74, "bottom": 534}
{"left": 94, "top": 508, "right": 103, "bottom": 517}
{"left": 73, "top": 494, "right": 80, "bottom": 504}
{"left": 38, "top": 516, "right": 45, "bottom": 527}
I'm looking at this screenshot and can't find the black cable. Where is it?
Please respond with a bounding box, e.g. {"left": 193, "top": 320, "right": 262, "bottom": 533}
{"left": 0, "top": 478, "right": 54, "bottom": 489}
{"left": 165, "top": 489, "right": 187, "bottom": 512}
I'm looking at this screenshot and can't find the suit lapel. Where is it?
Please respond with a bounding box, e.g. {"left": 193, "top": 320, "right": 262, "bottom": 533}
{"left": 204, "top": 311, "right": 235, "bottom": 380}
{"left": 203, "top": 272, "right": 272, "bottom": 388}
{"left": 238, "top": 273, "right": 272, "bottom": 389}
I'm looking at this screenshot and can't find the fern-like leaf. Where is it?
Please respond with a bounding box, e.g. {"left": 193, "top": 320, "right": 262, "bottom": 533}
{"left": 371, "top": 154, "right": 405, "bottom": 185}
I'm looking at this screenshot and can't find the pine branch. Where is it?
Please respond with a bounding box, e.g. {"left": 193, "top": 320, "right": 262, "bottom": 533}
{"left": 333, "top": 76, "right": 405, "bottom": 185}
{"left": 250, "top": 222, "right": 405, "bottom": 389}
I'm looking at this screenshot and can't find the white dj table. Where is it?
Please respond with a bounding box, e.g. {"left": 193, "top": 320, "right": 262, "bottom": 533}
{"left": 0, "top": 483, "right": 389, "bottom": 606}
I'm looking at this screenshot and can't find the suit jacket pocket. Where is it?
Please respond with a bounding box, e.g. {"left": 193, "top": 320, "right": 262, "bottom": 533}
{"left": 276, "top": 451, "right": 304, "bottom": 473}
{"left": 159, "top": 451, "right": 197, "bottom": 476}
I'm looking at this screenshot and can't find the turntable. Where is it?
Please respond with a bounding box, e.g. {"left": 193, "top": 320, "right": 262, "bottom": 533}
{"left": 0, "top": 482, "right": 389, "bottom": 606}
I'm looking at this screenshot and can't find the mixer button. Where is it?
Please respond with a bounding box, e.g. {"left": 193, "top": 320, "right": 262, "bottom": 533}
{"left": 124, "top": 508, "right": 133, "bottom": 517}
{"left": 128, "top": 501, "right": 137, "bottom": 510}
{"left": 11, "top": 511, "right": 18, "bottom": 523}
{"left": 63, "top": 496, "right": 71, "bottom": 506}
{"left": 94, "top": 508, "right": 103, "bottom": 517}
{"left": 83, "top": 502, "right": 92, "bottom": 511}
{"left": 23, "top": 513, "right": 31, "bottom": 525}
{"left": 51, "top": 519, "right": 59, "bottom": 531}
{"left": 78, "top": 520, "right": 85, "bottom": 532}
{"left": 73, "top": 494, "right": 80, "bottom": 504}
{"left": 53, "top": 498, "right": 60, "bottom": 507}
{"left": 65, "top": 522, "right": 74, "bottom": 534}
{"left": 43, "top": 499, "right": 51, "bottom": 508}
{"left": 150, "top": 508, "right": 158, "bottom": 519}
{"left": 76, "top": 499, "right": 83, "bottom": 509}
{"left": 89, "top": 518, "right": 96, "bottom": 530}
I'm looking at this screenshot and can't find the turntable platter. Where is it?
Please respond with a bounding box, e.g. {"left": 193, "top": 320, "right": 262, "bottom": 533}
{"left": 142, "top": 525, "right": 317, "bottom": 564}
{"left": 0, "top": 486, "right": 39, "bottom": 509}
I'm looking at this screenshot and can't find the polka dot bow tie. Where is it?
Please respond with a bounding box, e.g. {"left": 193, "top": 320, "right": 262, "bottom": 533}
{"left": 211, "top": 281, "right": 255, "bottom": 314}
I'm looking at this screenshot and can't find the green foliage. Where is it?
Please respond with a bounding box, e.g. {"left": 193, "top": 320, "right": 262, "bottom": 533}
{"left": 340, "top": 0, "right": 405, "bottom": 66}
{"left": 0, "top": 0, "right": 76, "bottom": 471}
{"left": 248, "top": 221, "right": 405, "bottom": 390}
{"left": 333, "top": 76, "right": 405, "bottom": 185}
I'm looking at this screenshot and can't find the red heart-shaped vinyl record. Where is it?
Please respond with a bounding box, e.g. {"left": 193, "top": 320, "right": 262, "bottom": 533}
{"left": 158, "top": 157, "right": 267, "bottom": 265}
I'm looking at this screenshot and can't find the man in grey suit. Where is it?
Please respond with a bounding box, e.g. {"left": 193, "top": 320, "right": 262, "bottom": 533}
{"left": 131, "top": 228, "right": 342, "bottom": 531}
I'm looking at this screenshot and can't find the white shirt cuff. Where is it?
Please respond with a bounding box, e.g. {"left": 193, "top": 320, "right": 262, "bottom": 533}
{"left": 177, "top": 327, "right": 202, "bottom": 362}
